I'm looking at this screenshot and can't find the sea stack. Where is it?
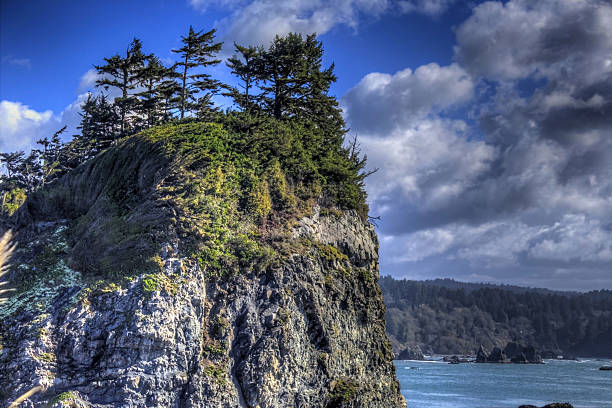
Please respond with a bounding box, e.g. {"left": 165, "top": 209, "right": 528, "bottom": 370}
{"left": 0, "top": 123, "right": 405, "bottom": 407}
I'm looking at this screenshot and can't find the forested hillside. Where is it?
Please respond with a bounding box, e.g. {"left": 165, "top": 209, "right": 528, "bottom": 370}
{"left": 380, "top": 277, "right": 612, "bottom": 357}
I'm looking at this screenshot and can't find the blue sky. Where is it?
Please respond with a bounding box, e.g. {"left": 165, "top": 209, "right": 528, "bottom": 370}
{"left": 2, "top": 0, "right": 612, "bottom": 290}
{"left": 1, "top": 0, "right": 469, "bottom": 111}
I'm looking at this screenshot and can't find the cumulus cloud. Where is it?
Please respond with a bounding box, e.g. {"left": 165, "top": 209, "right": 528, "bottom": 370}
{"left": 454, "top": 0, "right": 612, "bottom": 82}
{"left": 189, "top": 0, "right": 457, "bottom": 48}
{"left": 0, "top": 101, "right": 55, "bottom": 152}
{"left": 343, "top": 0, "right": 612, "bottom": 289}
{"left": 342, "top": 63, "right": 474, "bottom": 134}
{"left": 0, "top": 70, "right": 101, "bottom": 154}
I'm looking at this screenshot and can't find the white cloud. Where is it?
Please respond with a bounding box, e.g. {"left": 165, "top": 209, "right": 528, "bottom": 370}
{"left": 0, "top": 71, "right": 99, "bottom": 153}
{"left": 360, "top": 118, "right": 494, "bottom": 212}
{"left": 341, "top": 0, "right": 612, "bottom": 289}
{"left": 398, "top": 0, "right": 457, "bottom": 16}
{"left": 78, "top": 68, "right": 101, "bottom": 92}
{"left": 342, "top": 63, "right": 474, "bottom": 134}
{"left": 0, "top": 101, "right": 56, "bottom": 153}
{"left": 189, "top": 0, "right": 457, "bottom": 48}
{"left": 454, "top": 0, "right": 612, "bottom": 82}
{"left": 528, "top": 214, "right": 612, "bottom": 263}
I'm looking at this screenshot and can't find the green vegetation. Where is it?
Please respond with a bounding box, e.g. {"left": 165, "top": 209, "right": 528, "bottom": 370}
{"left": 328, "top": 377, "right": 359, "bottom": 407}
{"left": 1, "top": 30, "right": 371, "bottom": 222}
{"left": 203, "top": 363, "right": 227, "bottom": 385}
{"left": 203, "top": 340, "right": 226, "bottom": 358}
{"left": 48, "top": 391, "right": 77, "bottom": 406}
{"left": 381, "top": 277, "right": 612, "bottom": 357}
{"left": 142, "top": 273, "right": 178, "bottom": 296}
{"left": 36, "top": 352, "right": 56, "bottom": 363}
{"left": 0, "top": 188, "right": 26, "bottom": 216}
{"left": 0, "top": 30, "right": 372, "bottom": 319}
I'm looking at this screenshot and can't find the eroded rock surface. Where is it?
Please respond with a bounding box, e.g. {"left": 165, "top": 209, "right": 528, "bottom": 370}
{"left": 0, "top": 128, "right": 405, "bottom": 408}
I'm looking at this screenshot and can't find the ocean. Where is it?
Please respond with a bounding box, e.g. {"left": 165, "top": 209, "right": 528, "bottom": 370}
{"left": 395, "top": 358, "right": 612, "bottom": 408}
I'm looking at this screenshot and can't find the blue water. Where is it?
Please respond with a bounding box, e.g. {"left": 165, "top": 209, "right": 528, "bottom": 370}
{"left": 395, "top": 359, "right": 612, "bottom": 408}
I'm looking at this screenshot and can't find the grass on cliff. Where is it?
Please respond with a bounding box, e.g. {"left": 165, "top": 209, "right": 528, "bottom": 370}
{"left": 4, "top": 115, "right": 370, "bottom": 295}
{"left": 132, "top": 116, "right": 368, "bottom": 279}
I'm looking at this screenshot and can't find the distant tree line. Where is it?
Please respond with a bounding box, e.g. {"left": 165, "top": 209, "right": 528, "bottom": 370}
{"left": 380, "top": 277, "right": 612, "bottom": 357}
{"left": 1, "top": 28, "right": 363, "bottom": 218}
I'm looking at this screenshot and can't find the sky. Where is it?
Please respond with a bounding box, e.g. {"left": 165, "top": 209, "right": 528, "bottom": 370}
{"left": 1, "top": 0, "right": 611, "bottom": 291}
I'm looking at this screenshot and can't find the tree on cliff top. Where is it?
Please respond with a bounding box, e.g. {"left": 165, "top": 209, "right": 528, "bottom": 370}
{"left": 95, "top": 38, "right": 150, "bottom": 137}
{"left": 172, "top": 26, "right": 223, "bottom": 119}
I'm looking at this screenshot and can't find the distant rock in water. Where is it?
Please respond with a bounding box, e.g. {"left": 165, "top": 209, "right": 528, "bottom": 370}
{"left": 397, "top": 345, "right": 424, "bottom": 360}
{"left": 487, "top": 347, "right": 508, "bottom": 363}
{"left": 476, "top": 345, "right": 488, "bottom": 363}
{"left": 476, "top": 342, "right": 543, "bottom": 364}
{"left": 518, "top": 404, "right": 574, "bottom": 408}
{"left": 600, "top": 366, "right": 612, "bottom": 370}
{"left": 504, "top": 342, "right": 543, "bottom": 364}
{"left": 442, "top": 355, "right": 471, "bottom": 364}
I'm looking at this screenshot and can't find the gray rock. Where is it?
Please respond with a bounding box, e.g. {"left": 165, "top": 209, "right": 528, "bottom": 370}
{"left": 504, "top": 342, "right": 542, "bottom": 364}
{"left": 397, "top": 345, "right": 424, "bottom": 360}
{"left": 476, "top": 344, "right": 488, "bottom": 363}
{"left": 487, "top": 347, "right": 507, "bottom": 363}
{"left": 1, "top": 208, "right": 405, "bottom": 407}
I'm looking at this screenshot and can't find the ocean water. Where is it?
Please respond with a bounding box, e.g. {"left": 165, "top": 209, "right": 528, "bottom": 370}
{"left": 395, "top": 359, "right": 612, "bottom": 408}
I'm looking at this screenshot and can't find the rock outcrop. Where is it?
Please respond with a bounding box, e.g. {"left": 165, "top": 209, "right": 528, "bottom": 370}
{"left": 504, "top": 342, "right": 542, "bottom": 364}
{"left": 475, "top": 342, "right": 543, "bottom": 364}
{"left": 487, "top": 347, "right": 507, "bottom": 363}
{"left": 476, "top": 345, "right": 488, "bottom": 363}
{"left": 397, "top": 345, "right": 424, "bottom": 360}
{"left": 0, "top": 125, "right": 405, "bottom": 407}
{"left": 599, "top": 366, "right": 612, "bottom": 371}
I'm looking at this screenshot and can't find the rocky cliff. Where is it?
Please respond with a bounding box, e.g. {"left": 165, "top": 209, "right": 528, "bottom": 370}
{"left": 0, "top": 123, "right": 405, "bottom": 407}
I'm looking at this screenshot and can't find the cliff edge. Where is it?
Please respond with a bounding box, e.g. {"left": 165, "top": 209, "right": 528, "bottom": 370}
{"left": 0, "top": 122, "right": 405, "bottom": 407}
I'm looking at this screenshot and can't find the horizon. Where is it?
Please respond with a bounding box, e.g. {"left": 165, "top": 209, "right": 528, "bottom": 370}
{"left": 2, "top": 0, "right": 611, "bottom": 291}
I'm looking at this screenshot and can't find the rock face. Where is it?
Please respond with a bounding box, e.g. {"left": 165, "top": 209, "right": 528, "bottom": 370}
{"left": 0, "top": 128, "right": 405, "bottom": 407}
{"left": 397, "top": 345, "right": 424, "bottom": 360}
{"left": 476, "top": 342, "right": 543, "bottom": 364}
{"left": 476, "top": 345, "right": 488, "bottom": 363}
{"left": 487, "top": 347, "right": 507, "bottom": 363}
{"left": 504, "top": 342, "right": 542, "bottom": 364}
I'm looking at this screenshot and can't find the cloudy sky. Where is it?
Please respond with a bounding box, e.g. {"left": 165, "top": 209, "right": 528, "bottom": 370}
{"left": 1, "top": 0, "right": 611, "bottom": 290}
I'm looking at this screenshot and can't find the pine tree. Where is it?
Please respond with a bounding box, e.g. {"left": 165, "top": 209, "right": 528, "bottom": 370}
{"left": 255, "top": 33, "right": 339, "bottom": 125}
{"left": 225, "top": 43, "right": 260, "bottom": 112}
{"left": 15, "top": 151, "right": 41, "bottom": 192}
{"left": 35, "top": 126, "right": 66, "bottom": 186}
{"left": 0, "top": 152, "right": 23, "bottom": 183}
{"left": 77, "top": 93, "right": 119, "bottom": 157}
{"left": 172, "top": 26, "right": 223, "bottom": 118}
{"left": 156, "top": 78, "right": 182, "bottom": 121}
{"left": 136, "top": 56, "right": 180, "bottom": 127}
{"left": 95, "top": 38, "right": 150, "bottom": 136}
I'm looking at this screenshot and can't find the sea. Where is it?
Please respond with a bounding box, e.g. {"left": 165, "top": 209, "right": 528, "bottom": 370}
{"left": 395, "top": 358, "right": 612, "bottom": 408}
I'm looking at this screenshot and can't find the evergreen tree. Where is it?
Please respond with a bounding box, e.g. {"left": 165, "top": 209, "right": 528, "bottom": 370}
{"left": 95, "top": 38, "right": 150, "bottom": 136}
{"left": 225, "top": 43, "right": 260, "bottom": 112}
{"left": 136, "top": 56, "right": 179, "bottom": 127}
{"left": 35, "top": 126, "right": 66, "bottom": 186}
{"left": 77, "top": 93, "right": 119, "bottom": 157}
{"left": 254, "top": 33, "right": 341, "bottom": 130}
{"left": 0, "top": 152, "right": 23, "bottom": 183}
{"left": 172, "top": 26, "right": 223, "bottom": 118}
